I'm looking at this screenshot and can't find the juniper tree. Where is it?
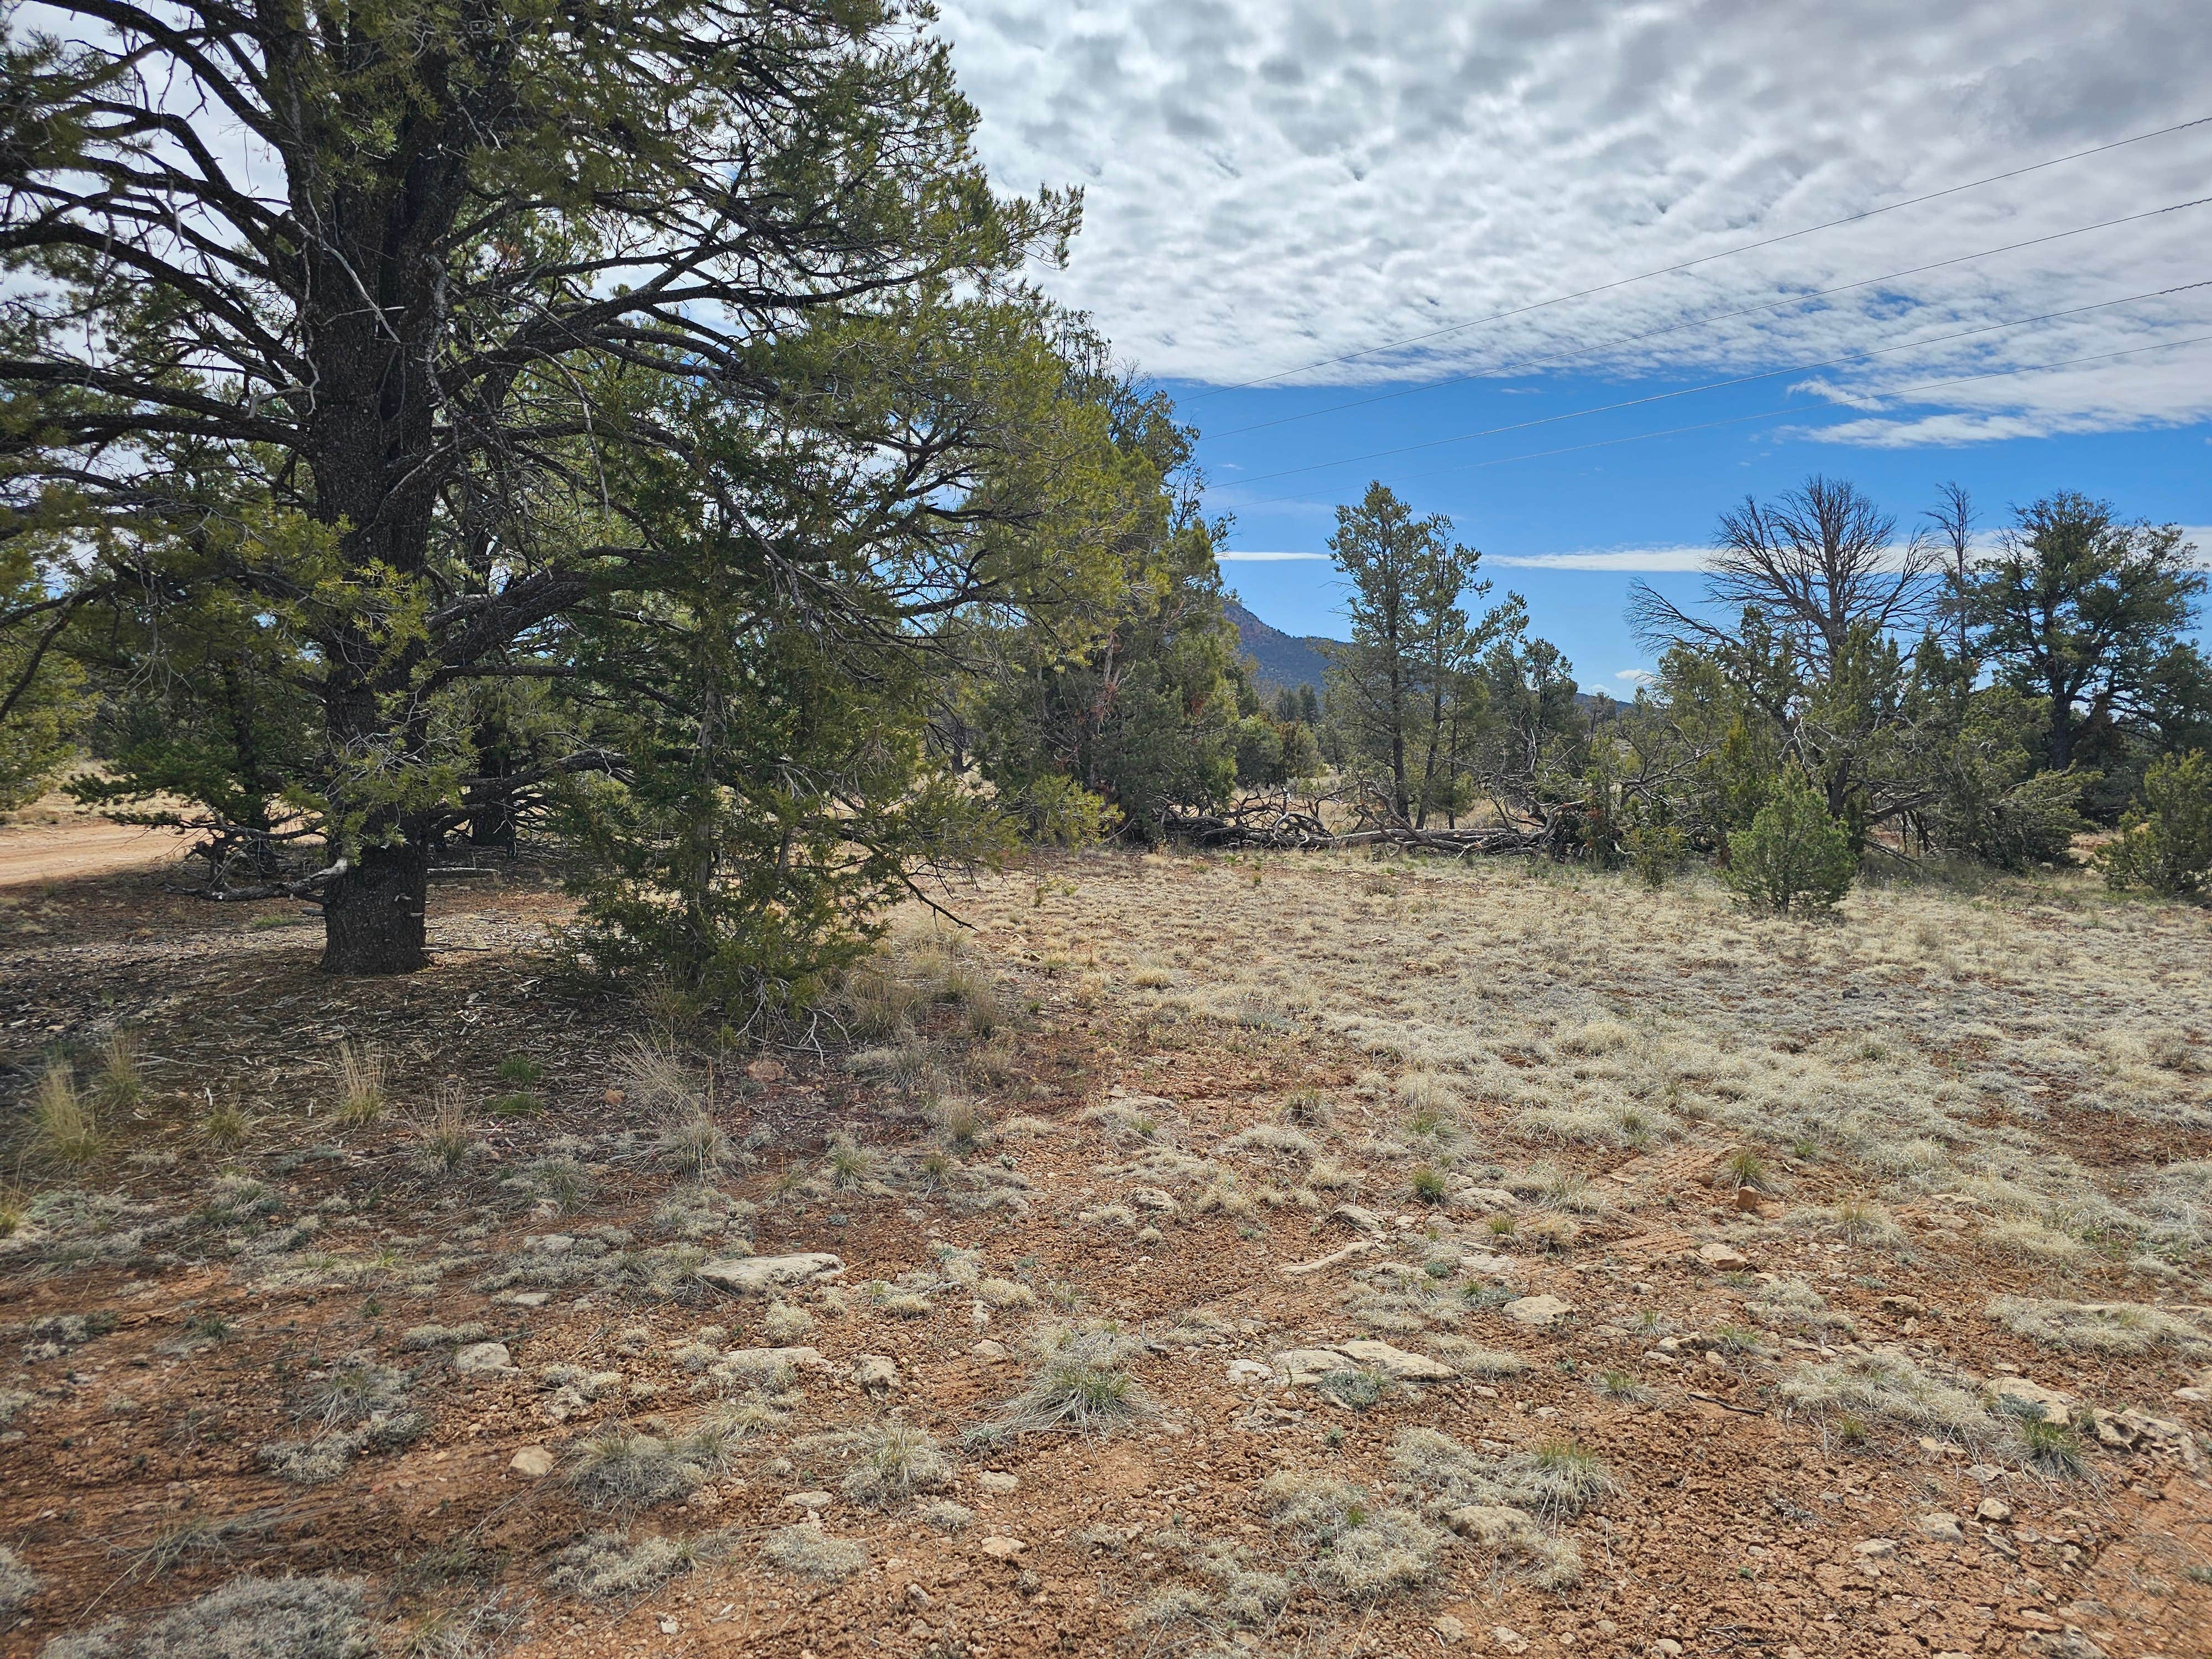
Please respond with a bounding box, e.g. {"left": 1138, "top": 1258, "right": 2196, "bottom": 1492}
{"left": 0, "top": 0, "right": 1074, "bottom": 971}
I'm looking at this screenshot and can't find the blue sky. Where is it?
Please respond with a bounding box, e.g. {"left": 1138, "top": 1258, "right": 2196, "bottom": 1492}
{"left": 1190, "top": 367, "right": 2212, "bottom": 690}
{"left": 935, "top": 2, "right": 2212, "bottom": 692}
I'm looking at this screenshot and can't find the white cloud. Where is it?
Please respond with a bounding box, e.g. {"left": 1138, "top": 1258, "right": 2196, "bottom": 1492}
{"left": 1615, "top": 667, "right": 1658, "bottom": 686}
{"left": 1216, "top": 549, "right": 1330, "bottom": 560}
{"left": 1488, "top": 547, "right": 1709, "bottom": 571}
{"left": 935, "top": 2, "right": 2212, "bottom": 439}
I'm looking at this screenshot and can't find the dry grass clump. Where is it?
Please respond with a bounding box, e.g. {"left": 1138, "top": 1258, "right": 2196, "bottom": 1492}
{"left": 1981, "top": 1214, "right": 2092, "bottom": 1265}
{"left": 1556, "top": 1018, "right": 1636, "bottom": 1057}
{"left": 564, "top": 1420, "right": 724, "bottom": 1510}
{"left": 1388, "top": 1427, "right": 1616, "bottom": 1526}
{"left": 1747, "top": 1277, "right": 1858, "bottom": 1338}
{"left": 1129, "top": 1539, "right": 1290, "bottom": 1632}
{"left": 413, "top": 1087, "right": 479, "bottom": 1175}
{"left": 131, "top": 1573, "right": 372, "bottom": 1659}
{"left": 838, "top": 1421, "right": 953, "bottom": 1505}
{"left": 917, "top": 1500, "right": 972, "bottom": 1533}
{"left": 1257, "top": 1470, "right": 1443, "bottom": 1603}
{"left": 29, "top": 1066, "right": 102, "bottom": 1165}
{"left": 1988, "top": 1296, "right": 2211, "bottom": 1355}
{"left": 92, "top": 1030, "right": 144, "bottom": 1110}
{"left": 1778, "top": 1353, "right": 2000, "bottom": 1449}
{"left": 332, "top": 1041, "right": 387, "bottom": 1125}
{"left": 992, "top": 1326, "right": 1152, "bottom": 1436}
{"left": 758, "top": 1525, "right": 865, "bottom": 1582}
{"left": 1785, "top": 1196, "right": 1905, "bottom": 1246}
{"left": 548, "top": 1530, "right": 730, "bottom": 1600}
{"left": 1425, "top": 1334, "right": 1531, "bottom": 1377}
{"left": 199, "top": 1089, "right": 251, "bottom": 1152}
{"left": 0, "top": 1545, "right": 40, "bottom": 1619}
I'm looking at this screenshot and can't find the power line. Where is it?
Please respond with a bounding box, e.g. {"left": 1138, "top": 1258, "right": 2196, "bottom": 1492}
{"left": 1208, "top": 196, "right": 2212, "bottom": 440}
{"left": 1225, "top": 278, "right": 2211, "bottom": 489}
{"left": 1233, "top": 331, "right": 2212, "bottom": 510}
{"left": 1185, "top": 112, "right": 2212, "bottom": 399}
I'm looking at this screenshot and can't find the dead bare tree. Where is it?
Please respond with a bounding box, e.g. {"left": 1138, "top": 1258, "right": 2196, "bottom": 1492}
{"left": 1630, "top": 475, "right": 1938, "bottom": 672}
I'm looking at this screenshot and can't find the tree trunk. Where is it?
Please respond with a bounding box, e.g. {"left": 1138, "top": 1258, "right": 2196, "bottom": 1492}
{"left": 321, "top": 842, "right": 429, "bottom": 974}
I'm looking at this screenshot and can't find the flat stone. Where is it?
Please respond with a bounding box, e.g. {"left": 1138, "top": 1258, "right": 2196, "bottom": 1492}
{"left": 1695, "top": 1242, "right": 1748, "bottom": 1269}
{"left": 1966, "top": 1464, "right": 2006, "bottom": 1484}
{"left": 1226, "top": 1358, "right": 1274, "bottom": 1386}
{"left": 1445, "top": 1504, "right": 1537, "bottom": 1546}
{"left": 1974, "top": 1498, "right": 2012, "bottom": 1524}
{"left": 1328, "top": 1203, "right": 1385, "bottom": 1234}
{"left": 1331, "top": 1339, "right": 1455, "bottom": 1381}
{"left": 696, "top": 1251, "right": 844, "bottom": 1295}
{"left": 782, "top": 1490, "right": 833, "bottom": 1511}
{"left": 508, "top": 1446, "right": 555, "bottom": 1478}
{"left": 977, "top": 1536, "right": 1026, "bottom": 1560}
{"left": 1454, "top": 1186, "right": 1519, "bottom": 1211}
{"left": 452, "top": 1342, "right": 514, "bottom": 1374}
{"left": 971, "top": 1339, "right": 1010, "bottom": 1361}
{"left": 1128, "top": 1187, "right": 1179, "bottom": 1213}
{"left": 853, "top": 1354, "right": 898, "bottom": 1394}
{"left": 1500, "top": 1294, "right": 1574, "bottom": 1328}
{"left": 974, "top": 1472, "right": 1019, "bottom": 1494}
{"left": 2173, "top": 1387, "right": 2210, "bottom": 1404}
{"left": 1986, "top": 1375, "right": 2073, "bottom": 1424}
{"left": 1458, "top": 1250, "right": 1519, "bottom": 1276}
{"left": 1916, "top": 1511, "right": 1964, "bottom": 1543}
{"left": 499, "top": 1291, "right": 551, "bottom": 1308}
{"left": 1490, "top": 1628, "right": 1528, "bottom": 1655}
{"left": 1431, "top": 1613, "right": 1467, "bottom": 1645}
{"left": 1853, "top": 1538, "right": 1896, "bottom": 1559}
{"left": 1275, "top": 1347, "right": 1353, "bottom": 1385}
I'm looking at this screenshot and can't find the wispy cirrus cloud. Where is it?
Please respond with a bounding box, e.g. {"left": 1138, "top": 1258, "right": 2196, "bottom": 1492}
{"left": 935, "top": 2, "right": 2212, "bottom": 442}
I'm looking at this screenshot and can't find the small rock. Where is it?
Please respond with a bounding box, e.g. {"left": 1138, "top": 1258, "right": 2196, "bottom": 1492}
{"left": 452, "top": 1342, "right": 514, "bottom": 1374}
{"left": 975, "top": 1472, "right": 1020, "bottom": 1494}
{"left": 1490, "top": 1627, "right": 1528, "bottom": 1655}
{"left": 508, "top": 1446, "right": 555, "bottom": 1478}
{"left": 746, "top": 1058, "right": 786, "bottom": 1082}
{"left": 696, "top": 1251, "right": 844, "bottom": 1295}
{"left": 1967, "top": 1463, "right": 2006, "bottom": 1484}
{"left": 1975, "top": 1498, "right": 2012, "bottom": 1524}
{"left": 2173, "top": 1387, "right": 2210, "bottom": 1404}
{"left": 1129, "top": 1187, "right": 1179, "bottom": 1213}
{"left": 1501, "top": 1293, "right": 1574, "bottom": 1328}
{"left": 853, "top": 1354, "right": 898, "bottom": 1395}
{"left": 1695, "top": 1242, "right": 1748, "bottom": 1270}
{"left": 1653, "top": 1644, "right": 1684, "bottom": 1658}
{"left": 782, "top": 1490, "right": 833, "bottom": 1511}
{"left": 1732, "top": 1187, "right": 1766, "bottom": 1213}
{"left": 1331, "top": 1339, "right": 1455, "bottom": 1381}
{"left": 1916, "top": 1511, "right": 1964, "bottom": 1543}
{"left": 1853, "top": 1538, "right": 1896, "bottom": 1559}
{"left": 1431, "top": 1613, "right": 1467, "bottom": 1645}
{"left": 500, "top": 1291, "right": 550, "bottom": 1308}
{"left": 1445, "top": 1504, "right": 1537, "bottom": 1546}
{"left": 1985, "top": 1375, "right": 2072, "bottom": 1424}
{"left": 1226, "top": 1358, "right": 1273, "bottom": 1386}
{"left": 1328, "top": 1203, "right": 1385, "bottom": 1234}
{"left": 1458, "top": 1250, "right": 1519, "bottom": 1276}
{"left": 658, "top": 1616, "right": 680, "bottom": 1635}
{"left": 978, "top": 1536, "right": 1026, "bottom": 1561}
{"left": 972, "top": 1339, "right": 1010, "bottom": 1361}
{"left": 1877, "top": 1294, "right": 1926, "bottom": 1317}
{"left": 904, "top": 1582, "right": 930, "bottom": 1606}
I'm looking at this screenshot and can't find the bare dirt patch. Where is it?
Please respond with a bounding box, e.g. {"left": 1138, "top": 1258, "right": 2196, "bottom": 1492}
{"left": 2, "top": 849, "right": 2208, "bottom": 1658}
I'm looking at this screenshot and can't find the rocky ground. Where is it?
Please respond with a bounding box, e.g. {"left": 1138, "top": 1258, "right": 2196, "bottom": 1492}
{"left": 1, "top": 834, "right": 2209, "bottom": 1659}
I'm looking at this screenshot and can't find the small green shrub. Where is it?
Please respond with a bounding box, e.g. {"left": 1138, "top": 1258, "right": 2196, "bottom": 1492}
{"left": 2099, "top": 749, "right": 2212, "bottom": 899}
{"left": 1723, "top": 768, "right": 1856, "bottom": 914}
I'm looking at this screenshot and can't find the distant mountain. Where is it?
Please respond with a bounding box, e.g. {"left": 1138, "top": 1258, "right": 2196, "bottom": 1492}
{"left": 1224, "top": 598, "right": 1338, "bottom": 698}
